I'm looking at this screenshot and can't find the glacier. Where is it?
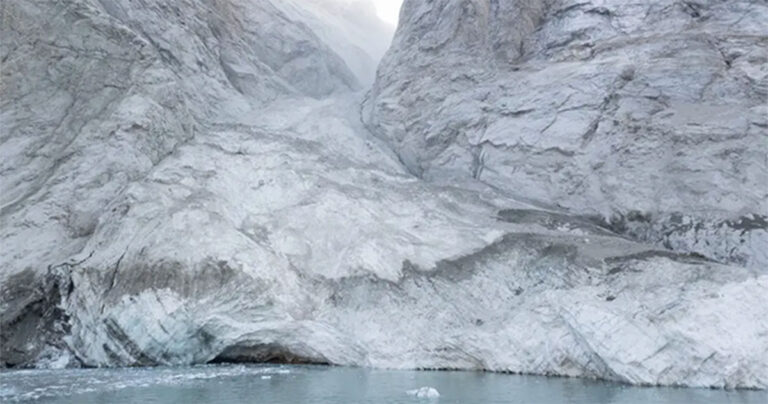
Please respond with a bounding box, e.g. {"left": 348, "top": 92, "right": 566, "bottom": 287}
{"left": 1, "top": 0, "right": 767, "bottom": 390}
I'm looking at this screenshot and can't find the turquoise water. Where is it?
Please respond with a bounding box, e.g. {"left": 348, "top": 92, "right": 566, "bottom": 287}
{"left": 1, "top": 364, "right": 765, "bottom": 403}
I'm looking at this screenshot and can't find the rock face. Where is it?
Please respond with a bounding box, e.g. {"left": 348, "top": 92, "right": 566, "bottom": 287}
{"left": 364, "top": 0, "right": 768, "bottom": 269}
{"left": 1, "top": 0, "right": 767, "bottom": 390}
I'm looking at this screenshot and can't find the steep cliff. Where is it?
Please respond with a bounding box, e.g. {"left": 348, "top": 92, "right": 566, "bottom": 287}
{"left": 1, "top": 0, "right": 766, "bottom": 389}
{"left": 364, "top": 0, "right": 768, "bottom": 269}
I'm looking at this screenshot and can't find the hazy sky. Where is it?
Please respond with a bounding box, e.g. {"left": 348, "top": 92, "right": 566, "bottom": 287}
{"left": 372, "top": 0, "right": 403, "bottom": 25}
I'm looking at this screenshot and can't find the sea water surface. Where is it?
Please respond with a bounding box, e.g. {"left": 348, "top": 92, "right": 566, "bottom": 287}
{"left": 1, "top": 364, "right": 765, "bottom": 403}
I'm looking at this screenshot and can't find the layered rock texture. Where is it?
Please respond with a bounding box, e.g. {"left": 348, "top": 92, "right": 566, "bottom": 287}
{"left": 2, "top": 0, "right": 767, "bottom": 390}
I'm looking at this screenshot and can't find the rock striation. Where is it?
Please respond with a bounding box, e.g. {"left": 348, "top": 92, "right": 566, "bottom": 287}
{"left": 364, "top": 0, "right": 768, "bottom": 269}
{"left": 1, "top": 0, "right": 767, "bottom": 390}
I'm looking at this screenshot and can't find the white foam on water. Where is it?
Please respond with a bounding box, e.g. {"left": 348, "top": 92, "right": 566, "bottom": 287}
{"left": 0, "top": 365, "right": 294, "bottom": 402}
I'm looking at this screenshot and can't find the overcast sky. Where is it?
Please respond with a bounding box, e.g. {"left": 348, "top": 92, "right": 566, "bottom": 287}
{"left": 372, "top": 0, "right": 403, "bottom": 25}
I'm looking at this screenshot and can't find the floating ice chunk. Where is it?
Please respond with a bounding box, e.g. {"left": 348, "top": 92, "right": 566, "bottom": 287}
{"left": 261, "top": 375, "right": 272, "bottom": 380}
{"left": 406, "top": 386, "right": 440, "bottom": 399}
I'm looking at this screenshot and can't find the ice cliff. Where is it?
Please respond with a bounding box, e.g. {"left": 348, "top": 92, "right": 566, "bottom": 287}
{"left": 1, "top": 0, "right": 767, "bottom": 389}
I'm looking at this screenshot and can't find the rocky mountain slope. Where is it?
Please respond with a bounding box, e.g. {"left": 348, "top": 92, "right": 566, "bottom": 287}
{"left": 2, "top": 0, "right": 767, "bottom": 389}
{"left": 364, "top": 0, "right": 768, "bottom": 269}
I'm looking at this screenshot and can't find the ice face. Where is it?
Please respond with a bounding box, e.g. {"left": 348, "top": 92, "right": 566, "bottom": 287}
{"left": 1, "top": 0, "right": 766, "bottom": 390}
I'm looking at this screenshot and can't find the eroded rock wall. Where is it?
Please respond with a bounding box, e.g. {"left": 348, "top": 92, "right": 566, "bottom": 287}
{"left": 364, "top": 0, "right": 768, "bottom": 268}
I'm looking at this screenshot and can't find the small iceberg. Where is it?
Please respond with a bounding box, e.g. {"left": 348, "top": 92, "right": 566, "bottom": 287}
{"left": 406, "top": 386, "right": 440, "bottom": 399}
{"left": 261, "top": 375, "right": 272, "bottom": 380}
